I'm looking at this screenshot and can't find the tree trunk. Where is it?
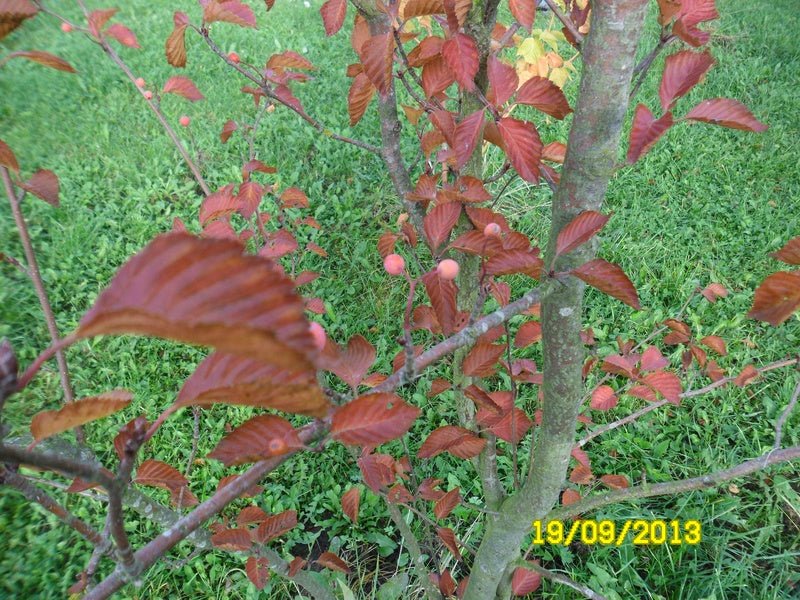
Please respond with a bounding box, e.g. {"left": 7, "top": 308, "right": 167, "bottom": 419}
{"left": 464, "top": 0, "right": 649, "bottom": 597}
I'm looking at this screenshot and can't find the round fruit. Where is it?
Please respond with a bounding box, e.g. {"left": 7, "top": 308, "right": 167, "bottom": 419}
{"left": 143, "top": 91, "right": 153, "bottom": 100}
{"left": 60, "top": 22, "right": 73, "bottom": 33}
{"left": 484, "top": 222, "right": 502, "bottom": 237}
{"left": 179, "top": 115, "right": 191, "bottom": 127}
{"left": 267, "top": 438, "right": 287, "bottom": 454}
{"left": 309, "top": 322, "right": 326, "bottom": 351}
{"left": 229, "top": 52, "right": 240, "bottom": 64}
{"left": 135, "top": 77, "right": 146, "bottom": 88}
{"left": 437, "top": 259, "right": 460, "bottom": 281}
{"left": 383, "top": 253, "right": 405, "bottom": 276}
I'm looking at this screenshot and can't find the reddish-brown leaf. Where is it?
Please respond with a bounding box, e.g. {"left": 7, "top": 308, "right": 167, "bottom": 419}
{"left": 341, "top": 487, "right": 360, "bottom": 523}
{"left": 165, "top": 12, "right": 188, "bottom": 67}
{"left": 6, "top": 50, "right": 76, "bottom": 72}
{"left": 701, "top": 282, "right": 728, "bottom": 303}
{"left": 600, "top": 474, "right": 629, "bottom": 489}
{"left": 267, "top": 50, "right": 315, "bottom": 70}
{"left": 359, "top": 32, "right": 394, "bottom": 97}
{"left": 434, "top": 487, "right": 460, "bottom": 519}
{"left": 462, "top": 343, "right": 505, "bottom": 377}
{"left": 569, "top": 464, "right": 594, "bottom": 484}
{"left": 321, "top": 334, "right": 376, "bottom": 389}
{"left": 453, "top": 110, "right": 484, "bottom": 170}
{"left": 442, "top": 33, "right": 479, "bottom": 90}
{"left": 437, "top": 527, "right": 462, "bottom": 560}
{"left": 484, "top": 249, "right": 543, "bottom": 279}
{"left": 509, "top": 0, "right": 535, "bottom": 31}
{"left": 641, "top": 346, "right": 669, "bottom": 371}
{"left": 421, "top": 55, "right": 455, "bottom": 98}
{"left": 590, "top": 385, "right": 618, "bottom": 411}
{"left": 220, "top": 120, "right": 238, "bottom": 143}
{"left": 771, "top": 237, "right": 800, "bottom": 266}
{"left": 422, "top": 266, "right": 458, "bottom": 335}
{"left": 77, "top": 233, "right": 318, "bottom": 374}
{"left": 211, "top": 528, "right": 252, "bottom": 552}
{"left": 0, "top": 138, "right": 19, "bottom": 172}
{"left": 105, "top": 23, "right": 139, "bottom": 48}
{"left": 30, "top": 390, "right": 132, "bottom": 442}
{"left": 734, "top": 364, "right": 759, "bottom": 387}
{"left": 487, "top": 55, "right": 518, "bottom": 107}
{"left": 207, "top": 415, "right": 303, "bottom": 466}
{"left": 255, "top": 510, "right": 297, "bottom": 544}
{"left": 407, "top": 35, "right": 444, "bottom": 67}
{"left": 747, "top": 271, "right": 800, "bottom": 326}
{"left": 402, "top": 0, "right": 445, "bottom": 18}
{"left": 572, "top": 259, "right": 641, "bottom": 310}
{"left": 348, "top": 72, "right": 375, "bottom": 126}
{"left": 200, "top": 185, "right": 237, "bottom": 225}
{"left": 331, "top": 393, "right": 420, "bottom": 446}
{"left": 686, "top": 98, "right": 768, "bottom": 132}
{"left": 424, "top": 202, "right": 462, "bottom": 251}
{"left": 627, "top": 104, "right": 674, "bottom": 164}
{"left": 514, "top": 321, "right": 542, "bottom": 347}
{"left": 280, "top": 187, "right": 309, "bottom": 209}
{"left": 511, "top": 564, "right": 542, "bottom": 595}
{"left": 659, "top": 49, "right": 714, "bottom": 111}
{"left": 700, "top": 335, "right": 727, "bottom": 355}
{"left": 316, "top": 551, "right": 350, "bottom": 573}
{"left": 163, "top": 76, "right": 204, "bottom": 101}
{"left": 245, "top": 556, "right": 270, "bottom": 590}
{"left": 562, "top": 489, "right": 581, "bottom": 506}
{"left": 20, "top": 169, "right": 59, "bottom": 206}
{"left": 135, "top": 459, "right": 188, "bottom": 492}
{"left": 488, "top": 409, "right": 532, "bottom": 444}
{"left": 418, "top": 426, "right": 486, "bottom": 459}
{"left": 203, "top": 0, "right": 256, "bottom": 27}
{"left": 358, "top": 452, "right": 396, "bottom": 492}
{"left": 516, "top": 76, "right": 571, "bottom": 119}
{"left": 0, "top": 0, "right": 37, "bottom": 41}
{"left": 287, "top": 556, "right": 306, "bottom": 577}
{"left": 498, "top": 117, "right": 542, "bottom": 183}
{"left": 387, "top": 483, "right": 414, "bottom": 504}
{"left": 177, "top": 352, "right": 327, "bottom": 417}
{"left": 236, "top": 506, "right": 268, "bottom": 526}
{"left": 555, "top": 211, "right": 610, "bottom": 257}
{"left": 437, "top": 570, "right": 457, "bottom": 597}
{"left": 642, "top": 371, "right": 682, "bottom": 404}
{"left": 320, "top": 0, "right": 346, "bottom": 36}
{"left": 428, "top": 378, "right": 452, "bottom": 397}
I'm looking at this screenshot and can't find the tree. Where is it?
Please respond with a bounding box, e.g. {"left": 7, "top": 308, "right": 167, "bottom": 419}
{"left": 1, "top": 0, "right": 798, "bottom": 598}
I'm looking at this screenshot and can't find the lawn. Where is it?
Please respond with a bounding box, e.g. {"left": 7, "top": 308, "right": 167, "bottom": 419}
{"left": 0, "top": 0, "right": 798, "bottom": 598}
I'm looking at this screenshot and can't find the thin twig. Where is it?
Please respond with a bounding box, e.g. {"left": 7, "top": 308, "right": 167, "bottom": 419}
{"left": 543, "top": 0, "right": 584, "bottom": 47}
{"left": 629, "top": 34, "right": 677, "bottom": 99}
{"left": 774, "top": 379, "right": 800, "bottom": 450}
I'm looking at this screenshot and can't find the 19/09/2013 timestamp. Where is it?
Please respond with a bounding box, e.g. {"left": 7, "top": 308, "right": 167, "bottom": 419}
{"left": 531, "top": 519, "right": 702, "bottom": 546}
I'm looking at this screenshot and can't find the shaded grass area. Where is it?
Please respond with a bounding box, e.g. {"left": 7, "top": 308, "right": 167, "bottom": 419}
{"left": 1, "top": 0, "right": 798, "bottom": 598}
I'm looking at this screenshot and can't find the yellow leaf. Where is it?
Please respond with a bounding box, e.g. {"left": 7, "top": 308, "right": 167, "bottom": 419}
{"left": 517, "top": 37, "right": 545, "bottom": 63}
{"left": 549, "top": 67, "right": 569, "bottom": 89}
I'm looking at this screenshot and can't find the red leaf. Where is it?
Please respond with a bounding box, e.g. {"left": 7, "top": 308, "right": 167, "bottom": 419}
{"left": 358, "top": 452, "right": 396, "bottom": 492}
{"left": 498, "top": 118, "right": 542, "bottom": 183}
{"left": 220, "top": 120, "right": 238, "bottom": 143}
{"left": 407, "top": 35, "right": 444, "bottom": 67}
{"left": 462, "top": 343, "right": 505, "bottom": 377}
{"left": 421, "top": 55, "right": 455, "bottom": 98}
{"left": 516, "top": 76, "right": 572, "bottom": 119}
{"left": 163, "top": 76, "right": 205, "bottom": 101}
{"left": 701, "top": 282, "right": 728, "bottom": 303}
{"left": 331, "top": 393, "right": 420, "bottom": 446}
{"left": 200, "top": 185, "right": 237, "bottom": 225}
{"left": 484, "top": 249, "right": 543, "bottom": 279}
{"left": 424, "top": 202, "right": 462, "bottom": 251}
{"left": 453, "top": 110, "right": 485, "bottom": 170}
{"left": 488, "top": 409, "right": 532, "bottom": 444}
{"left": 747, "top": 271, "right": 800, "bottom": 326}
{"left": 288, "top": 557, "right": 306, "bottom": 577}
{"left": 509, "top": 0, "right": 535, "bottom": 31}
{"left": 771, "top": 237, "right": 800, "bottom": 266}
{"left": 600, "top": 474, "right": 629, "bottom": 489}
{"left": 236, "top": 506, "right": 269, "bottom": 526}
{"left": 511, "top": 564, "right": 542, "bottom": 595}
{"left": 259, "top": 229, "right": 298, "bottom": 259}
{"left": 165, "top": 12, "right": 188, "bottom": 67}
{"left": 208, "top": 415, "right": 303, "bottom": 466}
{"left": 255, "top": 510, "right": 297, "bottom": 543}
{"left": 572, "top": 259, "right": 641, "bottom": 310}
{"left": 20, "top": 169, "right": 59, "bottom": 206}
{"left": 555, "top": 211, "right": 610, "bottom": 257}
{"left": 442, "top": 33, "right": 479, "bottom": 91}
{"left": 686, "top": 98, "right": 768, "bottom": 132}
{"left": 437, "top": 570, "right": 457, "bottom": 597}
{"left": 659, "top": 50, "right": 714, "bottom": 111}
{"left": 590, "top": 385, "right": 618, "bottom": 411}
{"left": 422, "top": 266, "right": 458, "bottom": 335}
{"left": 320, "top": 0, "right": 346, "bottom": 36}
{"left": 359, "top": 32, "right": 394, "bottom": 97}
{"left": 562, "top": 489, "right": 581, "bottom": 506}
{"left": 267, "top": 51, "right": 315, "bottom": 70}
{"left": 418, "top": 426, "right": 486, "bottom": 459}
{"left": 234, "top": 181, "right": 263, "bottom": 219}
{"left": 5, "top": 50, "right": 75, "bottom": 72}
{"left": 105, "top": 23, "right": 140, "bottom": 48}
{"left": 487, "top": 55, "right": 518, "bottom": 108}
{"left": 677, "top": 0, "right": 718, "bottom": 28}
{"left": 88, "top": 8, "right": 117, "bottom": 37}
{"left": 212, "top": 528, "right": 252, "bottom": 552}
{"left": 514, "top": 321, "right": 542, "bottom": 347}
{"left": 700, "top": 335, "right": 726, "bottom": 355}
{"left": 627, "top": 104, "right": 674, "bottom": 164}
{"left": 387, "top": 483, "right": 414, "bottom": 504}
{"left": 316, "top": 551, "right": 350, "bottom": 573}
{"left": 569, "top": 464, "right": 594, "bottom": 484}
{"left": 437, "top": 527, "right": 462, "bottom": 561}
{"left": 341, "top": 487, "right": 360, "bottom": 523}
{"left": 31, "top": 390, "right": 132, "bottom": 443}
{"left": 0, "top": 139, "right": 20, "bottom": 173}
{"left": 434, "top": 487, "right": 460, "bottom": 519}
{"left": 403, "top": 0, "right": 445, "bottom": 18}
{"left": 135, "top": 460, "right": 188, "bottom": 491}
{"left": 427, "top": 378, "right": 452, "bottom": 397}
{"left": 245, "top": 556, "right": 270, "bottom": 590}
{"left": 642, "top": 371, "right": 682, "bottom": 404}
{"left": 280, "top": 187, "right": 309, "bottom": 208}
{"left": 320, "top": 334, "right": 376, "bottom": 389}
{"left": 203, "top": 0, "right": 256, "bottom": 27}
{"left": 734, "top": 364, "right": 759, "bottom": 387}
{"left": 641, "top": 346, "right": 669, "bottom": 371}
{"left": 348, "top": 72, "right": 376, "bottom": 126}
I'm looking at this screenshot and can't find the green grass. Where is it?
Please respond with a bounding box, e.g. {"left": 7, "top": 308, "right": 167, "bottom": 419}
{"left": 1, "top": 0, "right": 799, "bottom": 598}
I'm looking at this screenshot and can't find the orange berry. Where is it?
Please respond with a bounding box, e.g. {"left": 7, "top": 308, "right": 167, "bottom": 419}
{"left": 60, "top": 22, "right": 73, "bottom": 33}
{"left": 143, "top": 90, "right": 153, "bottom": 100}
{"left": 229, "top": 52, "right": 240, "bottom": 64}
{"left": 309, "top": 322, "right": 326, "bottom": 351}
{"left": 383, "top": 253, "right": 405, "bottom": 276}
{"left": 267, "top": 438, "right": 287, "bottom": 454}
{"left": 179, "top": 115, "right": 191, "bottom": 127}
{"left": 484, "top": 222, "right": 502, "bottom": 237}
{"left": 135, "top": 77, "right": 146, "bottom": 88}
{"left": 437, "top": 259, "right": 460, "bottom": 281}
